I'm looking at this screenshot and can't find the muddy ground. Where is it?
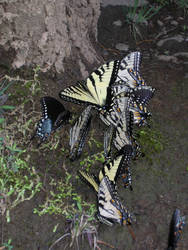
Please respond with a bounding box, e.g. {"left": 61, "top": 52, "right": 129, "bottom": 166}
{"left": 0, "top": 3, "right": 188, "bottom": 250}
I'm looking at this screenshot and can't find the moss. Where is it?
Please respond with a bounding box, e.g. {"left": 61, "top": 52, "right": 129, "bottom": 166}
{"left": 136, "top": 123, "right": 167, "bottom": 164}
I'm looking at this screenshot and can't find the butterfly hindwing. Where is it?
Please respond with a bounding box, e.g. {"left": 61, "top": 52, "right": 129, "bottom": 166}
{"left": 78, "top": 170, "right": 99, "bottom": 193}
{"left": 130, "top": 86, "right": 155, "bottom": 106}
{"left": 31, "top": 96, "right": 70, "bottom": 144}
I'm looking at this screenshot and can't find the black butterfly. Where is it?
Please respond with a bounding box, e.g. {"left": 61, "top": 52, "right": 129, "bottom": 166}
{"left": 167, "top": 209, "right": 185, "bottom": 249}
{"left": 31, "top": 96, "right": 70, "bottom": 145}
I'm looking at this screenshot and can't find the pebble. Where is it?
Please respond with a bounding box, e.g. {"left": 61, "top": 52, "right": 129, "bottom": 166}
{"left": 157, "top": 55, "right": 178, "bottom": 63}
{"left": 115, "top": 43, "right": 129, "bottom": 51}
{"left": 112, "top": 20, "right": 122, "bottom": 27}
{"left": 157, "top": 34, "right": 184, "bottom": 47}
{"left": 170, "top": 20, "right": 178, "bottom": 26}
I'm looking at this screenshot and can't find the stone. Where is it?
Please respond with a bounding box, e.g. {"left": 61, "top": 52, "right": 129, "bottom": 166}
{"left": 115, "top": 43, "right": 129, "bottom": 51}
{"left": 112, "top": 20, "right": 122, "bottom": 27}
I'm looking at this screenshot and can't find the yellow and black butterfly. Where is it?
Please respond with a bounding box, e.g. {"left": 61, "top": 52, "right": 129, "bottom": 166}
{"left": 79, "top": 171, "right": 133, "bottom": 226}
{"left": 69, "top": 105, "right": 92, "bottom": 161}
{"left": 59, "top": 60, "right": 120, "bottom": 110}
{"left": 98, "top": 176, "right": 133, "bottom": 226}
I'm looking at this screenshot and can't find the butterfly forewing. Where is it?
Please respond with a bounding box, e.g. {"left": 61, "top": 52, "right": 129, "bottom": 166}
{"left": 99, "top": 154, "right": 124, "bottom": 183}
{"left": 40, "top": 96, "right": 67, "bottom": 124}
{"left": 69, "top": 105, "right": 92, "bottom": 160}
{"left": 116, "top": 52, "right": 141, "bottom": 83}
{"left": 59, "top": 60, "right": 120, "bottom": 109}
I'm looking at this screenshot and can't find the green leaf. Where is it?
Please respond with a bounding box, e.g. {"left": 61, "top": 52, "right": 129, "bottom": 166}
{"left": 1, "top": 105, "right": 14, "bottom": 110}
{"left": 0, "top": 118, "right": 5, "bottom": 123}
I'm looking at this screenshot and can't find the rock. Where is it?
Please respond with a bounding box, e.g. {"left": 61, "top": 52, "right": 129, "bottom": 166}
{"left": 170, "top": 20, "right": 178, "bottom": 26}
{"left": 115, "top": 43, "right": 129, "bottom": 51}
{"left": 112, "top": 20, "right": 122, "bottom": 27}
{"left": 157, "top": 35, "right": 184, "bottom": 47}
{"left": 157, "top": 20, "right": 164, "bottom": 27}
{"left": 157, "top": 55, "right": 178, "bottom": 63}
{"left": 174, "top": 52, "right": 188, "bottom": 58}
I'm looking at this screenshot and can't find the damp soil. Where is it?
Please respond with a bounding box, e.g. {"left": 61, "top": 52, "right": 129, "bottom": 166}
{"left": 1, "top": 4, "right": 188, "bottom": 250}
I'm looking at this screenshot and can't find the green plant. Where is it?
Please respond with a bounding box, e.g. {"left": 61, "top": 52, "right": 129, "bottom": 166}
{"left": 0, "top": 79, "right": 14, "bottom": 122}
{"left": 49, "top": 213, "right": 98, "bottom": 250}
{"left": 136, "top": 125, "right": 166, "bottom": 163}
{"left": 123, "top": 0, "right": 162, "bottom": 39}
{"left": 175, "top": 0, "right": 188, "bottom": 13}
{"left": 0, "top": 135, "right": 42, "bottom": 222}
{"left": 79, "top": 151, "right": 105, "bottom": 171}
{"left": 2, "top": 239, "right": 13, "bottom": 250}
{"left": 33, "top": 172, "right": 96, "bottom": 220}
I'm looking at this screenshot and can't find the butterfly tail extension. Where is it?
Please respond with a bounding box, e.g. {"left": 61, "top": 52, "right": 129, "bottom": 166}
{"left": 78, "top": 170, "right": 99, "bottom": 193}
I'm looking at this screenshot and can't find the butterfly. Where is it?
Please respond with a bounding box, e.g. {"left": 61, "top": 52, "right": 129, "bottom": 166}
{"left": 97, "top": 176, "right": 133, "bottom": 226}
{"left": 79, "top": 170, "right": 133, "bottom": 226}
{"left": 31, "top": 96, "right": 70, "bottom": 146}
{"left": 59, "top": 60, "right": 120, "bottom": 111}
{"left": 168, "top": 209, "right": 185, "bottom": 249}
{"left": 69, "top": 105, "right": 92, "bottom": 161}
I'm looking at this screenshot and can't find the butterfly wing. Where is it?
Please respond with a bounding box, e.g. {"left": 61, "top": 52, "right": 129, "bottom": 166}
{"left": 129, "top": 100, "right": 151, "bottom": 126}
{"left": 168, "top": 209, "right": 186, "bottom": 249}
{"left": 113, "top": 110, "right": 133, "bottom": 152}
{"left": 40, "top": 96, "right": 69, "bottom": 126}
{"left": 104, "top": 125, "right": 114, "bottom": 160}
{"left": 99, "top": 154, "right": 124, "bottom": 183}
{"left": 98, "top": 176, "right": 132, "bottom": 226}
{"left": 69, "top": 105, "right": 92, "bottom": 161}
{"left": 130, "top": 86, "right": 155, "bottom": 106}
{"left": 78, "top": 170, "right": 99, "bottom": 193}
{"left": 116, "top": 52, "right": 141, "bottom": 82}
{"left": 59, "top": 60, "right": 120, "bottom": 109}
{"left": 32, "top": 96, "right": 70, "bottom": 143}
